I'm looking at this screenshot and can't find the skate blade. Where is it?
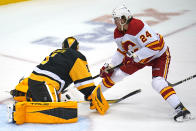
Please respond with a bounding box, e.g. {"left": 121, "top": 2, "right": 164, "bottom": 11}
{"left": 175, "top": 114, "right": 194, "bottom": 122}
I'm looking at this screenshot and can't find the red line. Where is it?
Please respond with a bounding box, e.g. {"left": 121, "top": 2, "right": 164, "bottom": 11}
{"left": 1, "top": 22, "right": 196, "bottom": 104}
{"left": 0, "top": 98, "right": 12, "bottom": 104}
{"left": 164, "top": 22, "right": 196, "bottom": 37}
{"left": 0, "top": 53, "right": 38, "bottom": 64}
{"left": 1, "top": 22, "right": 196, "bottom": 64}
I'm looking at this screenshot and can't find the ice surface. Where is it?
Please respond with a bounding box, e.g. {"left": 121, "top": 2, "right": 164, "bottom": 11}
{"left": 0, "top": 0, "right": 196, "bottom": 131}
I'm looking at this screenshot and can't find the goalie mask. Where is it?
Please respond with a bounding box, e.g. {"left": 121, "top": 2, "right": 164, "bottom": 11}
{"left": 62, "top": 37, "right": 79, "bottom": 50}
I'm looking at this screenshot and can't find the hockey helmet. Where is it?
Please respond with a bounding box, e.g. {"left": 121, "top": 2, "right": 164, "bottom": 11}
{"left": 112, "top": 5, "right": 132, "bottom": 21}
{"left": 62, "top": 37, "right": 79, "bottom": 50}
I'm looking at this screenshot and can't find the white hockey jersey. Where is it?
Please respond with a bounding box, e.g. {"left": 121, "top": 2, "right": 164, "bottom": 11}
{"left": 111, "top": 18, "right": 167, "bottom": 66}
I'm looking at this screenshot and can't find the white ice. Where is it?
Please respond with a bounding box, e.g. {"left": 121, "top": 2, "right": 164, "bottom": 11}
{"left": 0, "top": 0, "right": 196, "bottom": 131}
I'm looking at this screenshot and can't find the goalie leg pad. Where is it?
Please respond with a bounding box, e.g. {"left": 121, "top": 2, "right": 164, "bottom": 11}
{"left": 13, "top": 101, "right": 78, "bottom": 124}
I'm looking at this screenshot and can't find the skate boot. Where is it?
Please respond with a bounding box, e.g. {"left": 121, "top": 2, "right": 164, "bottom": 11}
{"left": 174, "top": 103, "right": 193, "bottom": 122}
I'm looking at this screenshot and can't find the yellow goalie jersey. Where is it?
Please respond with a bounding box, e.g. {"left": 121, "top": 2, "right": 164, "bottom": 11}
{"left": 27, "top": 48, "right": 96, "bottom": 99}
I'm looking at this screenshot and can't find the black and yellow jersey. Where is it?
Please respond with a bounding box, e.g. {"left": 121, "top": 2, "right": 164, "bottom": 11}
{"left": 29, "top": 48, "right": 95, "bottom": 97}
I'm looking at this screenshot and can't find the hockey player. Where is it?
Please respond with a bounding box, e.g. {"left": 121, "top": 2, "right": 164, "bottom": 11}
{"left": 10, "top": 37, "right": 109, "bottom": 124}
{"left": 99, "top": 5, "right": 192, "bottom": 122}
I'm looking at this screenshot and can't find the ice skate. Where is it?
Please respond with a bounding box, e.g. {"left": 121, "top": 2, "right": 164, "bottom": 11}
{"left": 174, "top": 103, "right": 194, "bottom": 122}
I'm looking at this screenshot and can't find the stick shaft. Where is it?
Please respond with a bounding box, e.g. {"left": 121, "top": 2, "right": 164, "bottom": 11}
{"left": 168, "top": 74, "right": 196, "bottom": 87}
{"left": 77, "top": 89, "right": 141, "bottom": 104}
{"left": 107, "top": 89, "right": 141, "bottom": 103}
{"left": 92, "top": 63, "right": 123, "bottom": 79}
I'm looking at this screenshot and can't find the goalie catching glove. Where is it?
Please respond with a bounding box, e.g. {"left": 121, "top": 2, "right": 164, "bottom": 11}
{"left": 87, "top": 84, "right": 109, "bottom": 115}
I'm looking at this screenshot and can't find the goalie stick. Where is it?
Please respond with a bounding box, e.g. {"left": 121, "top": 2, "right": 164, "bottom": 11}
{"left": 106, "top": 89, "right": 141, "bottom": 103}
{"left": 76, "top": 89, "right": 141, "bottom": 104}
{"left": 168, "top": 74, "right": 196, "bottom": 87}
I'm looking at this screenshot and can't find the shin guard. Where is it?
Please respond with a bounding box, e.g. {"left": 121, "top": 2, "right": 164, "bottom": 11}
{"left": 12, "top": 101, "right": 78, "bottom": 124}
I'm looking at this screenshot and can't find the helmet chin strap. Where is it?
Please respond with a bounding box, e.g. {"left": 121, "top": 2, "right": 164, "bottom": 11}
{"left": 120, "top": 19, "right": 127, "bottom": 31}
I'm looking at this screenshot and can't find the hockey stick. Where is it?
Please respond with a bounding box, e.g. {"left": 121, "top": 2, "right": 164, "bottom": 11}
{"left": 106, "top": 73, "right": 195, "bottom": 103}
{"left": 92, "top": 63, "right": 123, "bottom": 79}
{"left": 61, "top": 63, "right": 123, "bottom": 94}
{"left": 76, "top": 89, "right": 141, "bottom": 104}
{"left": 106, "top": 89, "right": 141, "bottom": 103}
{"left": 168, "top": 74, "right": 196, "bottom": 87}
{"left": 65, "top": 63, "right": 140, "bottom": 104}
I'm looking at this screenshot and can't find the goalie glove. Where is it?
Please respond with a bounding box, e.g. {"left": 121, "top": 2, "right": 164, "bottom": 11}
{"left": 100, "top": 63, "right": 114, "bottom": 78}
{"left": 87, "top": 84, "right": 109, "bottom": 115}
